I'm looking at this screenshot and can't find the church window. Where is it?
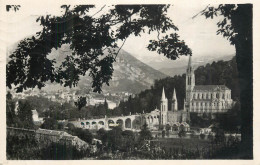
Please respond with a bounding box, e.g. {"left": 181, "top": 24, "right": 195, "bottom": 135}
{"left": 202, "top": 94, "right": 204, "bottom": 99}
{"left": 193, "top": 94, "right": 196, "bottom": 99}
{"left": 211, "top": 94, "right": 213, "bottom": 99}
{"left": 222, "top": 94, "right": 225, "bottom": 99}
{"left": 206, "top": 94, "right": 208, "bottom": 99}
{"left": 216, "top": 93, "right": 219, "bottom": 98}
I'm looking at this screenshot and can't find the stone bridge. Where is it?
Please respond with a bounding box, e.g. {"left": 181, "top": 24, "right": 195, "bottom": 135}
{"left": 69, "top": 111, "right": 162, "bottom": 131}
{"left": 69, "top": 114, "right": 142, "bottom": 130}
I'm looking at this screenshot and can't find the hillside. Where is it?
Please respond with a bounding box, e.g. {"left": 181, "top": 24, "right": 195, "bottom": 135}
{"left": 158, "top": 54, "right": 235, "bottom": 76}
{"left": 28, "top": 44, "right": 167, "bottom": 94}
{"left": 102, "top": 49, "right": 168, "bottom": 93}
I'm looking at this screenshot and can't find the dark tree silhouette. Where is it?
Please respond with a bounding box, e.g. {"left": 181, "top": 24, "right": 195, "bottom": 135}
{"left": 6, "top": 5, "right": 191, "bottom": 93}
{"left": 74, "top": 96, "right": 87, "bottom": 110}
{"left": 200, "top": 4, "right": 253, "bottom": 158}
{"left": 17, "top": 100, "right": 35, "bottom": 129}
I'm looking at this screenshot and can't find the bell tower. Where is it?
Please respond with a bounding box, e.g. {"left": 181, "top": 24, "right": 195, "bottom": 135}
{"left": 160, "top": 87, "right": 168, "bottom": 126}
{"left": 186, "top": 55, "right": 195, "bottom": 111}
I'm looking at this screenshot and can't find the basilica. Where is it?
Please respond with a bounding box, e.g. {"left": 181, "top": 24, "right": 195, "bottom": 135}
{"left": 185, "top": 55, "right": 234, "bottom": 113}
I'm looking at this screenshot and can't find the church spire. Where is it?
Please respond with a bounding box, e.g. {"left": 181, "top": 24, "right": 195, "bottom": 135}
{"left": 187, "top": 55, "right": 192, "bottom": 69}
{"left": 171, "top": 88, "right": 178, "bottom": 111}
{"left": 161, "top": 87, "right": 166, "bottom": 101}
{"left": 172, "top": 88, "right": 177, "bottom": 100}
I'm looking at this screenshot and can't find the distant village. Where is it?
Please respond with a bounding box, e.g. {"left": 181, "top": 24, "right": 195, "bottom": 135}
{"left": 9, "top": 89, "right": 135, "bottom": 110}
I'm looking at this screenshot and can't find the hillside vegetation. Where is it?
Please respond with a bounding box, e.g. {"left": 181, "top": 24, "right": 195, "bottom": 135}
{"left": 113, "top": 57, "right": 239, "bottom": 115}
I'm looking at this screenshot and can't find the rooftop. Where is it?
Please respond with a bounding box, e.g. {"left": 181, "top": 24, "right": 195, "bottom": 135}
{"left": 193, "top": 85, "right": 230, "bottom": 91}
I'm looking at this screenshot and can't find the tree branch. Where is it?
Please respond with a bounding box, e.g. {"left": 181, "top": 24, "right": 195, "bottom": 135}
{"left": 114, "top": 39, "right": 127, "bottom": 59}
{"left": 91, "top": 5, "right": 106, "bottom": 17}
{"left": 192, "top": 4, "right": 210, "bottom": 19}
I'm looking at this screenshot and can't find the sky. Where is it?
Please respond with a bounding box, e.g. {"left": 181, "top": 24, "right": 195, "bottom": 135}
{"left": 3, "top": 3, "right": 235, "bottom": 63}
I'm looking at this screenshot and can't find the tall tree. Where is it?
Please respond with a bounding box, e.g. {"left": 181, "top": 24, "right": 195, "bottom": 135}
{"left": 6, "top": 5, "right": 191, "bottom": 93}
{"left": 201, "top": 4, "right": 253, "bottom": 158}
{"left": 74, "top": 96, "right": 87, "bottom": 110}
{"left": 6, "top": 92, "right": 16, "bottom": 127}
{"left": 17, "top": 100, "right": 34, "bottom": 128}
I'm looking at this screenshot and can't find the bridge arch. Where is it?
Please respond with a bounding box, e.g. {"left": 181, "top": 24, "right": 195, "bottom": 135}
{"left": 173, "top": 123, "right": 178, "bottom": 131}
{"left": 116, "top": 119, "right": 124, "bottom": 128}
{"left": 179, "top": 124, "right": 185, "bottom": 131}
{"left": 98, "top": 121, "right": 104, "bottom": 125}
{"left": 125, "top": 118, "right": 131, "bottom": 129}
{"left": 81, "top": 122, "right": 85, "bottom": 126}
{"left": 108, "top": 119, "right": 115, "bottom": 129}
{"left": 132, "top": 117, "right": 142, "bottom": 130}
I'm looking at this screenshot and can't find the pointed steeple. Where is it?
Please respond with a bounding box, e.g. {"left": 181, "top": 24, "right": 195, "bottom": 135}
{"left": 187, "top": 55, "right": 192, "bottom": 69}
{"left": 161, "top": 87, "right": 166, "bottom": 101}
{"left": 172, "top": 88, "right": 177, "bottom": 100}
{"left": 171, "top": 88, "right": 178, "bottom": 111}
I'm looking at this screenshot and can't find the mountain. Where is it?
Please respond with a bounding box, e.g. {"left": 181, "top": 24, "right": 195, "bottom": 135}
{"left": 27, "top": 44, "right": 167, "bottom": 94}
{"left": 157, "top": 54, "right": 235, "bottom": 76}
{"left": 103, "top": 50, "right": 168, "bottom": 93}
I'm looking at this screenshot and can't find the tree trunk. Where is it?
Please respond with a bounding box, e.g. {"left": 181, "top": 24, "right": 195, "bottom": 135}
{"left": 234, "top": 4, "right": 253, "bottom": 159}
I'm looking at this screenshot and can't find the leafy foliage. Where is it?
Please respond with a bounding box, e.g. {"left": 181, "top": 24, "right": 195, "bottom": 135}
{"left": 96, "top": 127, "right": 136, "bottom": 152}
{"left": 7, "top": 132, "right": 89, "bottom": 160}
{"left": 138, "top": 123, "right": 152, "bottom": 142}
{"left": 41, "top": 118, "right": 59, "bottom": 130}
{"left": 69, "top": 128, "right": 93, "bottom": 144}
{"left": 75, "top": 96, "right": 87, "bottom": 110}
{"left": 7, "top": 5, "right": 191, "bottom": 93}
{"left": 6, "top": 5, "right": 21, "bottom": 12}
{"left": 147, "top": 33, "right": 192, "bottom": 60}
